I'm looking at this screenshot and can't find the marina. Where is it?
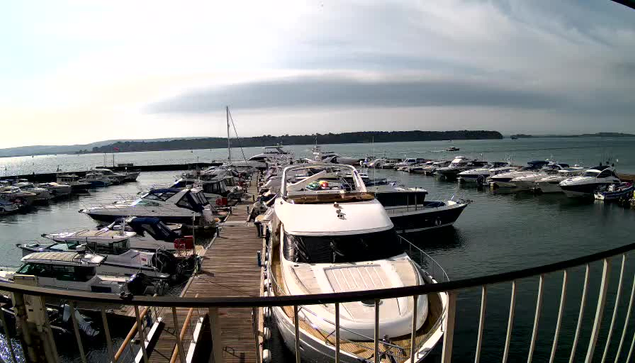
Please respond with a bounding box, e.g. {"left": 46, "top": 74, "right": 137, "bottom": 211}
{"left": 0, "top": 137, "right": 634, "bottom": 362}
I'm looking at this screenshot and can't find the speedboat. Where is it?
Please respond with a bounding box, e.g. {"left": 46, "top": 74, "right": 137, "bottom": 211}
{"left": 84, "top": 171, "right": 112, "bottom": 187}
{"left": 267, "top": 163, "right": 448, "bottom": 362}
{"left": 37, "top": 182, "right": 72, "bottom": 198}
{"left": 419, "top": 160, "right": 450, "bottom": 175}
{"left": 0, "top": 200, "right": 21, "bottom": 215}
{"left": 560, "top": 166, "right": 621, "bottom": 198}
{"left": 0, "top": 186, "right": 37, "bottom": 206}
{"left": 80, "top": 188, "right": 215, "bottom": 225}
{"left": 15, "top": 182, "right": 52, "bottom": 203}
{"left": 535, "top": 169, "right": 585, "bottom": 194}
{"left": 372, "top": 185, "right": 469, "bottom": 233}
{"left": 436, "top": 157, "right": 487, "bottom": 180}
{"left": 56, "top": 174, "right": 92, "bottom": 192}
{"left": 248, "top": 145, "right": 292, "bottom": 163}
{"left": 447, "top": 146, "right": 460, "bottom": 152}
{"left": 94, "top": 168, "right": 127, "bottom": 184}
{"left": 309, "top": 145, "right": 360, "bottom": 165}
{"left": 488, "top": 160, "right": 550, "bottom": 188}
{"left": 0, "top": 252, "right": 164, "bottom": 296}
{"left": 595, "top": 182, "right": 634, "bottom": 201}
{"left": 457, "top": 162, "right": 515, "bottom": 185}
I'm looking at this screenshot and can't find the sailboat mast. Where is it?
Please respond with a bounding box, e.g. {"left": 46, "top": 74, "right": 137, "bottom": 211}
{"left": 226, "top": 106, "right": 231, "bottom": 162}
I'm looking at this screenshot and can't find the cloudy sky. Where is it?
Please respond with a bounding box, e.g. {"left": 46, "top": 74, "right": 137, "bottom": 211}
{"left": 1, "top": 0, "right": 634, "bottom": 148}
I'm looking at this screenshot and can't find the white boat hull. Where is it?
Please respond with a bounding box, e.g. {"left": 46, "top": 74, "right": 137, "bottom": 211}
{"left": 535, "top": 182, "right": 563, "bottom": 193}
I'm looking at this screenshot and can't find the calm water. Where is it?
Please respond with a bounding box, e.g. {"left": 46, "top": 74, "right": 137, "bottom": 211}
{"left": 1, "top": 137, "right": 635, "bottom": 362}
{"left": 1, "top": 136, "right": 635, "bottom": 176}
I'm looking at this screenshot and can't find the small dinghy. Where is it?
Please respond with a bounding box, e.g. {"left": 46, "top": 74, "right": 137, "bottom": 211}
{"left": 595, "top": 182, "right": 634, "bottom": 201}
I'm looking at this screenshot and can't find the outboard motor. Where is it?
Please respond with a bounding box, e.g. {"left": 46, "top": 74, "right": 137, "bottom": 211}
{"left": 151, "top": 250, "right": 178, "bottom": 274}
{"left": 126, "top": 273, "right": 164, "bottom": 296}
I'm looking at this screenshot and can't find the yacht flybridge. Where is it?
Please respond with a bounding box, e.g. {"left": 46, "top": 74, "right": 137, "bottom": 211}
{"left": 266, "top": 163, "right": 447, "bottom": 362}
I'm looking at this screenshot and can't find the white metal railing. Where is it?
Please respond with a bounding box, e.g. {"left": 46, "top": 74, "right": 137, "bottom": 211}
{"left": 0, "top": 241, "right": 634, "bottom": 362}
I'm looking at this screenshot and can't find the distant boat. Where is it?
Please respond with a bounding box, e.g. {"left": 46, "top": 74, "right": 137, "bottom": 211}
{"left": 511, "top": 135, "right": 519, "bottom": 140}
{"left": 446, "top": 146, "right": 460, "bottom": 152}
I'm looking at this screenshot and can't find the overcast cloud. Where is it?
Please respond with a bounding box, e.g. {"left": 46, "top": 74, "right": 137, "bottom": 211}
{"left": 0, "top": 0, "right": 634, "bottom": 147}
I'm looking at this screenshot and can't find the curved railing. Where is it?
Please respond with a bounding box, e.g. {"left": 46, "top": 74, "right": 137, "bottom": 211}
{"left": 0, "top": 241, "right": 634, "bottom": 362}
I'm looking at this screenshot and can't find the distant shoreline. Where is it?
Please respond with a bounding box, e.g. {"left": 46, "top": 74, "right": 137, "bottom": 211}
{"left": 509, "top": 132, "right": 635, "bottom": 139}
{"left": 0, "top": 130, "right": 503, "bottom": 158}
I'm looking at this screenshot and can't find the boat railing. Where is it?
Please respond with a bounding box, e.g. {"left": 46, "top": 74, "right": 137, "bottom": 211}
{"left": 1, "top": 240, "right": 635, "bottom": 362}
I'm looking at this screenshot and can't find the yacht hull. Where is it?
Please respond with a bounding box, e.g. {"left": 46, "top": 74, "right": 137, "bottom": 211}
{"left": 84, "top": 212, "right": 201, "bottom": 225}
{"left": 561, "top": 183, "right": 609, "bottom": 198}
{"left": 386, "top": 201, "right": 467, "bottom": 233}
{"left": 535, "top": 182, "right": 563, "bottom": 194}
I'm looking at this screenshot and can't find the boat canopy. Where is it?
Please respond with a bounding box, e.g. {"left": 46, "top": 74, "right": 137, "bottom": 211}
{"left": 143, "top": 188, "right": 181, "bottom": 201}
{"left": 128, "top": 217, "right": 180, "bottom": 241}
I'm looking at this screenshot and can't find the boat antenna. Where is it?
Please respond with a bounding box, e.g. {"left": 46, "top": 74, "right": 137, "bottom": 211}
{"left": 226, "top": 106, "right": 231, "bottom": 163}
{"left": 227, "top": 107, "right": 248, "bottom": 164}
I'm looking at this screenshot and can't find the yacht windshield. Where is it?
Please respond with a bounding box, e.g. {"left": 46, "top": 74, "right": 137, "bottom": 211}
{"left": 283, "top": 229, "right": 404, "bottom": 263}
{"left": 583, "top": 171, "right": 600, "bottom": 177}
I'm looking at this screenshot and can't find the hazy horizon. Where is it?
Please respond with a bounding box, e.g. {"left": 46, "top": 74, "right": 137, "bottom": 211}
{"left": 2, "top": 1, "right": 635, "bottom": 149}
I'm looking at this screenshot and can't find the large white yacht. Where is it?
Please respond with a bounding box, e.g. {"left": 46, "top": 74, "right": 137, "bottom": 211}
{"left": 267, "top": 164, "right": 447, "bottom": 362}
{"left": 308, "top": 145, "right": 360, "bottom": 165}
{"left": 560, "top": 165, "right": 621, "bottom": 198}
{"left": 457, "top": 162, "right": 515, "bottom": 184}
{"left": 488, "top": 160, "right": 550, "bottom": 188}
{"left": 80, "top": 188, "right": 215, "bottom": 225}
{"left": 248, "top": 145, "right": 292, "bottom": 163}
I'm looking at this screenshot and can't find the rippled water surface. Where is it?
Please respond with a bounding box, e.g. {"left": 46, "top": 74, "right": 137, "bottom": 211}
{"left": 0, "top": 137, "right": 634, "bottom": 362}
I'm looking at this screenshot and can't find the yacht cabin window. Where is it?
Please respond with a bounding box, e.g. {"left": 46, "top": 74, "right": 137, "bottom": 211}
{"left": 144, "top": 190, "right": 178, "bottom": 201}
{"left": 17, "top": 264, "right": 96, "bottom": 282}
{"left": 283, "top": 229, "right": 403, "bottom": 264}
{"left": 597, "top": 170, "right": 616, "bottom": 178}
{"left": 583, "top": 171, "right": 601, "bottom": 177}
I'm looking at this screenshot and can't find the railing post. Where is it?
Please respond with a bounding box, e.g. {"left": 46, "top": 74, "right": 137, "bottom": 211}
{"left": 335, "top": 303, "right": 340, "bottom": 363}
{"left": 172, "top": 307, "right": 186, "bottom": 363}
{"left": 134, "top": 305, "right": 149, "bottom": 363}
{"left": 100, "top": 308, "right": 115, "bottom": 363}
{"left": 601, "top": 254, "right": 626, "bottom": 363}
{"left": 209, "top": 307, "right": 224, "bottom": 363}
{"left": 474, "top": 286, "right": 487, "bottom": 363}
{"left": 549, "top": 270, "right": 568, "bottom": 363}
{"left": 442, "top": 291, "right": 458, "bottom": 363}
{"left": 585, "top": 258, "right": 612, "bottom": 363}
{"left": 527, "top": 274, "right": 545, "bottom": 363}
{"left": 0, "top": 303, "right": 17, "bottom": 363}
{"left": 69, "top": 302, "right": 87, "bottom": 363}
{"left": 615, "top": 272, "right": 635, "bottom": 362}
{"left": 294, "top": 305, "right": 301, "bottom": 363}
{"left": 410, "top": 294, "right": 418, "bottom": 363}
{"left": 374, "top": 299, "right": 380, "bottom": 363}
{"left": 570, "top": 264, "right": 591, "bottom": 363}
{"left": 502, "top": 280, "right": 517, "bottom": 363}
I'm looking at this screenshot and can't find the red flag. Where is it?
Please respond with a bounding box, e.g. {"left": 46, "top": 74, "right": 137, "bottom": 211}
{"left": 113, "top": 147, "right": 120, "bottom": 152}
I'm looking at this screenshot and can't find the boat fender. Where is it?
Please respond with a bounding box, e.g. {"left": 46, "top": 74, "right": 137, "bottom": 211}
{"left": 263, "top": 327, "right": 271, "bottom": 340}
{"left": 262, "top": 349, "right": 272, "bottom": 363}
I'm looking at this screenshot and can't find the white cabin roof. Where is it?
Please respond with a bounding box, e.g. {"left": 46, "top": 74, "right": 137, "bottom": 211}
{"left": 22, "top": 252, "right": 104, "bottom": 266}
{"left": 275, "top": 198, "right": 393, "bottom": 236}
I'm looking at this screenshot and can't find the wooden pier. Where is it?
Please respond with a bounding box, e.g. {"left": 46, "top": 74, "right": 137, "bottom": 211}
{"left": 149, "top": 185, "right": 264, "bottom": 362}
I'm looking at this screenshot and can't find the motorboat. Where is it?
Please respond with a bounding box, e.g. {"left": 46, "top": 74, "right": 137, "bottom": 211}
{"left": 595, "top": 182, "right": 634, "bottom": 201}
{"left": 560, "top": 166, "right": 621, "bottom": 198}
{"left": 0, "top": 186, "right": 37, "bottom": 206}
{"left": 248, "top": 145, "right": 292, "bottom": 163}
{"left": 372, "top": 185, "right": 469, "bottom": 233}
{"left": 446, "top": 146, "right": 460, "bottom": 152}
{"left": 407, "top": 161, "right": 435, "bottom": 174}
{"left": 37, "top": 182, "right": 72, "bottom": 198}
{"left": 84, "top": 171, "right": 112, "bottom": 187}
{"left": 418, "top": 160, "right": 450, "bottom": 175}
{"left": 309, "top": 145, "right": 360, "bottom": 165}
{"left": 0, "top": 200, "right": 21, "bottom": 215}
{"left": 488, "top": 160, "right": 550, "bottom": 188}
{"left": 80, "top": 188, "right": 215, "bottom": 225}
{"left": 436, "top": 157, "right": 488, "bottom": 180}
{"left": 534, "top": 169, "right": 585, "bottom": 194}
{"left": 0, "top": 252, "right": 164, "bottom": 296}
{"left": 15, "top": 182, "right": 52, "bottom": 203}
{"left": 457, "top": 162, "right": 515, "bottom": 185}
{"left": 56, "top": 174, "right": 92, "bottom": 192}
{"left": 122, "top": 170, "right": 141, "bottom": 182}
{"left": 94, "top": 168, "right": 127, "bottom": 184}
{"left": 266, "top": 163, "right": 448, "bottom": 362}
{"left": 40, "top": 217, "right": 183, "bottom": 250}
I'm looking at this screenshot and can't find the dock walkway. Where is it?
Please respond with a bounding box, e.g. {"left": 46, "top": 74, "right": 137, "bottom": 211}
{"left": 150, "top": 187, "right": 263, "bottom": 363}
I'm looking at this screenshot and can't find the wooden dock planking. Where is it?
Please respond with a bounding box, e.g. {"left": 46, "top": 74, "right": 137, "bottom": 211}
{"left": 151, "top": 182, "right": 263, "bottom": 363}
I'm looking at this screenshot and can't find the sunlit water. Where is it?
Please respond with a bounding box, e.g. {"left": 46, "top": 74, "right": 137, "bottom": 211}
{"left": 0, "top": 137, "right": 634, "bottom": 361}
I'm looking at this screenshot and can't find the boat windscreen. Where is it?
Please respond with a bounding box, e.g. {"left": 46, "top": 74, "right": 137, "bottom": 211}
{"left": 284, "top": 229, "right": 404, "bottom": 263}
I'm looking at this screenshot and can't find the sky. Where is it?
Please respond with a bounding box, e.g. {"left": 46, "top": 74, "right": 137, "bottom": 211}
{"left": 1, "top": 0, "right": 635, "bottom": 148}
